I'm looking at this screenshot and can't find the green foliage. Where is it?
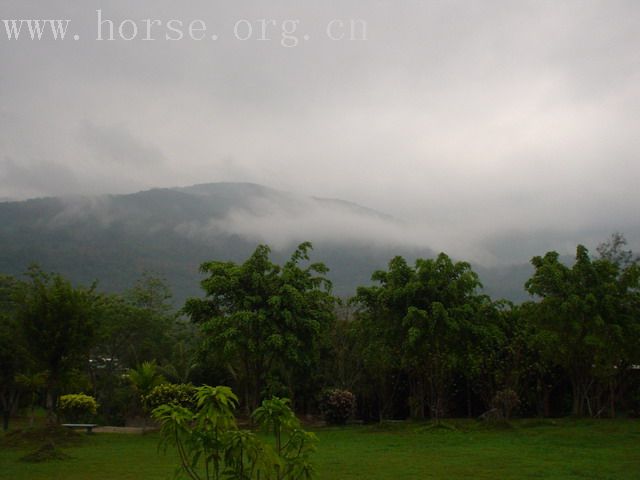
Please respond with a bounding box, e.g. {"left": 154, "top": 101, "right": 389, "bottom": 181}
{"left": 525, "top": 240, "right": 640, "bottom": 416}
{"left": 143, "top": 383, "right": 197, "bottom": 412}
{"left": 184, "top": 242, "right": 335, "bottom": 412}
{"left": 152, "top": 386, "right": 317, "bottom": 480}
{"left": 15, "top": 372, "right": 47, "bottom": 427}
{"left": 353, "top": 253, "right": 488, "bottom": 420}
{"left": 58, "top": 394, "right": 98, "bottom": 422}
{"left": 92, "top": 273, "right": 176, "bottom": 371}
{"left": 127, "top": 271, "right": 174, "bottom": 314}
{"left": 3, "top": 232, "right": 640, "bottom": 432}
{"left": 14, "top": 267, "right": 98, "bottom": 416}
{"left": 319, "top": 389, "right": 356, "bottom": 425}
{"left": 89, "top": 274, "right": 179, "bottom": 424}
{"left": 128, "top": 361, "right": 167, "bottom": 396}
{"left": 0, "top": 274, "right": 28, "bottom": 430}
{"left": 252, "top": 396, "right": 318, "bottom": 479}
{"left": 160, "top": 339, "right": 200, "bottom": 385}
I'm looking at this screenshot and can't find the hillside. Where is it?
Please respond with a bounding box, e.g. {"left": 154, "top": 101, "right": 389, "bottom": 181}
{"left": 0, "top": 182, "right": 531, "bottom": 305}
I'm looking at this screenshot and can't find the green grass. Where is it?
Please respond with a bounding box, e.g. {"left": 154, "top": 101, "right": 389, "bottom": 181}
{"left": 1, "top": 419, "right": 639, "bottom": 479}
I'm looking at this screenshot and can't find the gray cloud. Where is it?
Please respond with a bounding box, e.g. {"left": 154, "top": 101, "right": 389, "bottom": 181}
{"left": 79, "top": 121, "right": 167, "bottom": 166}
{"left": 0, "top": 157, "right": 80, "bottom": 198}
{"left": 175, "top": 192, "right": 413, "bottom": 251}
{"left": 1, "top": 0, "right": 639, "bottom": 263}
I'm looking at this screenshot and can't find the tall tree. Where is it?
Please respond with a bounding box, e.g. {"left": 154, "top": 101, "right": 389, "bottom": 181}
{"left": 0, "top": 274, "right": 28, "bottom": 430}
{"left": 90, "top": 275, "right": 178, "bottom": 422}
{"left": 184, "top": 242, "right": 335, "bottom": 412}
{"left": 595, "top": 233, "right": 640, "bottom": 416}
{"left": 353, "top": 256, "right": 420, "bottom": 420}
{"left": 15, "top": 267, "right": 97, "bottom": 415}
{"left": 127, "top": 271, "right": 174, "bottom": 315}
{"left": 93, "top": 289, "right": 174, "bottom": 370}
{"left": 525, "top": 244, "right": 640, "bottom": 416}
{"left": 354, "top": 253, "right": 485, "bottom": 421}
{"left": 596, "top": 232, "right": 637, "bottom": 268}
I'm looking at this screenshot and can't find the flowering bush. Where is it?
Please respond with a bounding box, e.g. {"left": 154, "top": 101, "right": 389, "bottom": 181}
{"left": 319, "top": 389, "right": 356, "bottom": 425}
{"left": 142, "top": 383, "right": 197, "bottom": 412}
{"left": 58, "top": 393, "right": 99, "bottom": 422}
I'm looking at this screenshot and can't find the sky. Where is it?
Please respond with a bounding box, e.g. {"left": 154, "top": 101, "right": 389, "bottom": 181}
{"left": 1, "top": 0, "right": 639, "bottom": 264}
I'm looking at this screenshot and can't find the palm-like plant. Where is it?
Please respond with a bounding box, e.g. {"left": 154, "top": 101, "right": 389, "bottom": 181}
{"left": 128, "top": 361, "right": 166, "bottom": 421}
{"left": 128, "top": 361, "right": 167, "bottom": 397}
{"left": 152, "top": 387, "right": 317, "bottom": 480}
{"left": 253, "top": 397, "right": 318, "bottom": 480}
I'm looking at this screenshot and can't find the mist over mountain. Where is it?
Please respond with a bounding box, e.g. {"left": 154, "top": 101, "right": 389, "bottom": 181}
{"left": 0, "top": 182, "right": 533, "bottom": 305}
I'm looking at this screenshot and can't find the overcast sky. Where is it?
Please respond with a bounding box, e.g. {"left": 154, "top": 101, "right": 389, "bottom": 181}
{"left": 1, "top": 1, "right": 639, "bottom": 264}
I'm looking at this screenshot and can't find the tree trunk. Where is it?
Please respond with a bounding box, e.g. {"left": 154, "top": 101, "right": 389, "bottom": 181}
{"left": 466, "top": 378, "right": 472, "bottom": 418}
{"left": 571, "top": 374, "right": 594, "bottom": 417}
{"left": 543, "top": 385, "right": 551, "bottom": 418}
{"left": 571, "top": 381, "right": 583, "bottom": 416}
{"left": 419, "top": 376, "right": 426, "bottom": 419}
{"left": 609, "top": 379, "right": 616, "bottom": 419}
{"left": 409, "top": 374, "right": 426, "bottom": 420}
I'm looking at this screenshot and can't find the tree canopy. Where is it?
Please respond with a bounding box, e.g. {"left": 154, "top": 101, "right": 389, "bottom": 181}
{"left": 2, "top": 234, "right": 640, "bottom": 427}
{"left": 525, "top": 241, "right": 640, "bottom": 416}
{"left": 13, "top": 267, "right": 98, "bottom": 414}
{"left": 184, "top": 242, "right": 335, "bottom": 412}
{"left": 353, "top": 253, "right": 498, "bottom": 420}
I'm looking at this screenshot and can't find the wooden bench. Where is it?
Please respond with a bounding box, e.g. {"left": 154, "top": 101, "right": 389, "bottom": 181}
{"left": 62, "top": 423, "right": 98, "bottom": 434}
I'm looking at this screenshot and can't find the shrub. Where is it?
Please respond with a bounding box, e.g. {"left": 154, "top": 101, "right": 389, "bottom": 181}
{"left": 142, "top": 383, "right": 197, "bottom": 412}
{"left": 319, "top": 389, "right": 356, "bottom": 425}
{"left": 58, "top": 394, "right": 98, "bottom": 423}
{"left": 152, "top": 386, "right": 318, "bottom": 480}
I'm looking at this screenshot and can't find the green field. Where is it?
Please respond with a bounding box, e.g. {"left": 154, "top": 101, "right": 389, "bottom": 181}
{"left": 1, "top": 420, "right": 639, "bottom": 479}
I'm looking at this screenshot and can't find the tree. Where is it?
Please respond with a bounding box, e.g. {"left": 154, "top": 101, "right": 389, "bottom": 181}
{"left": 90, "top": 275, "right": 178, "bottom": 422}
{"left": 127, "top": 271, "right": 174, "bottom": 315}
{"left": 456, "top": 298, "right": 510, "bottom": 417}
{"left": 184, "top": 243, "right": 335, "bottom": 412}
{"left": 15, "top": 372, "right": 47, "bottom": 427}
{"left": 352, "top": 256, "right": 414, "bottom": 421}
{"left": 14, "top": 267, "right": 98, "bottom": 417}
{"left": 595, "top": 233, "right": 640, "bottom": 416}
{"left": 496, "top": 302, "right": 560, "bottom": 418}
{"left": 0, "top": 274, "right": 28, "bottom": 430}
{"left": 354, "top": 253, "right": 485, "bottom": 421}
{"left": 92, "top": 288, "right": 175, "bottom": 375}
{"left": 525, "top": 244, "right": 640, "bottom": 416}
{"left": 596, "top": 232, "right": 637, "bottom": 268}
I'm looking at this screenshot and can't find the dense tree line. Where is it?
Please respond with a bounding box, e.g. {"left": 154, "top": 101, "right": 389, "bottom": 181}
{"left": 1, "top": 234, "right": 639, "bottom": 429}
{"left": 0, "top": 268, "right": 199, "bottom": 428}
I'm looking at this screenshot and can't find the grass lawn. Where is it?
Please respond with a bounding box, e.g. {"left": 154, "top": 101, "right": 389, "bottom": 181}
{"left": 1, "top": 419, "right": 639, "bottom": 479}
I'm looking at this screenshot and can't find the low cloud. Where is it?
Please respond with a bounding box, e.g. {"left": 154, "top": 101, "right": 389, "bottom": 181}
{"left": 1, "top": 1, "right": 639, "bottom": 265}
{"left": 0, "top": 157, "right": 80, "bottom": 198}
{"left": 79, "top": 121, "right": 167, "bottom": 167}
{"left": 173, "top": 190, "right": 455, "bottom": 258}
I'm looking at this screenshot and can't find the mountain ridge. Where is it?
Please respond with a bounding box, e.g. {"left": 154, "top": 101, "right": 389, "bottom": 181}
{"left": 0, "top": 182, "right": 532, "bottom": 305}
